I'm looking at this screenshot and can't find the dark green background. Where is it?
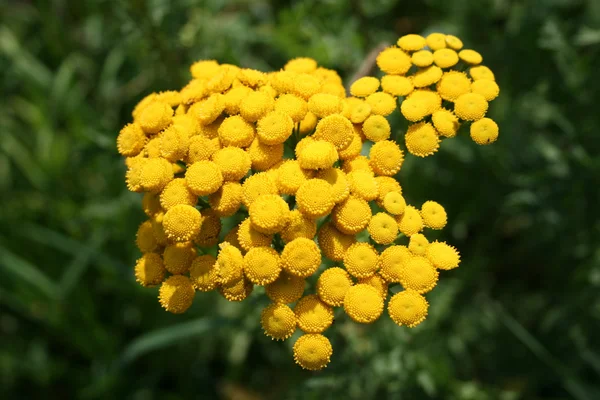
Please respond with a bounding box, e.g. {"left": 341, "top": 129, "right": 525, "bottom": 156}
{"left": 1, "top": 0, "right": 599, "bottom": 399}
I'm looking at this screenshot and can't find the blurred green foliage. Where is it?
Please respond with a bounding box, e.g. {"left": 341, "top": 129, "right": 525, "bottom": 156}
{"left": 1, "top": 0, "right": 600, "bottom": 399}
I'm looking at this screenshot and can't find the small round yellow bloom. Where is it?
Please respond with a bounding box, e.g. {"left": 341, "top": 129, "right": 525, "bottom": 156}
{"left": 223, "top": 85, "right": 252, "bottom": 115}
{"left": 117, "top": 123, "right": 146, "bottom": 157}
{"left": 239, "top": 90, "right": 274, "bottom": 122}
{"left": 238, "top": 68, "right": 267, "bottom": 87}
{"left": 347, "top": 98, "right": 372, "bottom": 124}
{"left": 189, "top": 254, "right": 220, "bottom": 292}
{"left": 350, "top": 77, "right": 380, "bottom": 98}
{"left": 280, "top": 209, "right": 317, "bottom": 244}
{"left": 308, "top": 93, "right": 343, "bottom": 117}
{"left": 293, "top": 333, "right": 333, "bottom": 371}
{"left": 400, "top": 255, "right": 438, "bottom": 294}
{"left": 219, "top": 276, "right": 253, "bottom": 302}
{"left": 379, "top": 245, "right": 412, "bottom": 283}
{"left": 421, "top": 200, "right": 447, "bottom": 229}
{"left": 313, "top": 113, "right": 354, "bottom": 150}
{"left": 142, "top": 192, "right": 162, "bottom": 217}
{"left": 160, "top": 178, "right": 197, "bottom": 211}
{"left": 185, "top": 160, "right": 223, "bottom": 196}
{"left": 294, "top": 294, "right": 334, "bottom": 333}
{"left": 243, "top": 247, "right": 281, "bottom": 285}
{"left": 432, "top": 109, "right": 460, "bottom": 138}
{"left": 295, "top": 136, "right": 316, "bottom": 158}
{"left": 470, "top": 117, "right": 499, "bottom": 145}
{"left": 408, "top": 233, "right": 429, "bottom": 256}
{"left": 276, "top": 160, "right": 311, "bottom": 195}
{"left": 315, "top": 168, "right": 349, "bottom": 204}
{"left": 237, "top": 218, "right": 273, "bottom": 252}
{"left": 459, "top": 49, "right": 483, "bottom": 65}
{"left": 265, "top": 271, "right": 305, "bottom": 304}
{"left": 366, "top": 92, "right": 396, "bottom": 116}
{"left": 454, "top": 92, "right": 488, "bottom": 121}
{"left": 317, "top": 267, "right": 353, "bottom": 307}
{"left": 408, "top": 89, "right": 442, "bottom": 115}
{"left": 471, "top": 79, "right": 500, "bottom": 101}
{"left": 426, "top": 241, "right": 461, "bottom": 270}
{"left": 369, "top": 140, "right": 404, "bottom": 176}
{"left": 274, "top": 93, "right": 308, "bottom": 123}
{"left": 332, "top": 196, "right": 371, "bottom": 234}
{"left": 151, "top": 211, "right": 168, "bottom": 246}
{"left": 179, "top": 79, "right": 207, "bottom": 104}
{"left": 405, "top": 122, "right": 440, "bottom": 157}
{"left": 134, "top": 253, "right": 166, "bottom": 287}
{"left": 381, "top": 75, "right": 414, "bottom": 97}
{"left": 195, "top": 209, "right": 221, "bottom": 247}
{"left": 241, "top": 172, "right": 278, "bottom": 208}
{"left": 223, "top": 226, "right": 243, "bottom": 252}
{"left": 208, "top": 181, "right": 242, "bottom": 217}
{"left": 344, "top": 242, "right": 379, "bottom": 278}
{"left": 281, "top": 238, "right": 322, "bottom": 278}
{"left": 163, "top": 242, "right": 196, "bottom": 275}
{"left": 433, "top": 48, "right": 459, "bottom": 68}
{"left": 256, "top": 111, "right": 294, "bottom": 145}
{"left": 217, "top": 242, "right": 245, "bottom": 284}
{"left": 162, "top": 204, "right": 203, "bottom": 242}
{"left": 368, "top": 212, "right": 399, "bottom": 245}
{"left": 285, "top": 57, "right": 318, "bottom": 73}
{"left": 206, "top": 65, "right": 238, "bottom": 94}
{"left": 140, "top": 158, "right": 174, "bottom": 193}
{"left": 426, "top": 33, "right": 447, "bottom": 50}
{"left": 136, "top": 220, "right": 158, "bottom": 253}
{"left": 187, "top": 135, "right": 220, "bottom": 163}
{"left": 317, "top": 221, "right": 356, "bottom": 262}
{"left": 296, "top": 179, "right": 335, "bottom": 219}
{"left": 396, "top": 205, "right": 424, "bottom": 236}
{"left": 412, "top": 50, "right": 434, "bottom": 67}
{"left": 159, "top": 275, "right": 195, "bottom": 314}
{"left": 218, "top": 115, "right": 255, "bottom": 147}
{"left": 249, "top": 194, "right": 290, "bottom": 234}
{"left": 436, "top": 71, "right": 471, "bottom": 102}
{"left": 397, "top": 34, "right": 426, "bottom": 51}
{"left": 348, "top": 170, "right": 379, "bottom": 201}
{"left": 299, "top": 111, "right": 318, "bottom": 135}
{"left": 358, "top": 274, "right": 388, "bottom": 298}
{"left": 191, "top": 94, "right": 224, "bottom": 125}
{"left": 469, "top": 65, "right": 495, "bottom": 81}
{"left": 261, "top": 303, "right": 297, "bottom": 340}
{"left": 297, "top": 140, "right": 339, "bottom": 170}
{"left": 190, "top": 59, "right": 220, "bottom": 79}
{"left": 377, "top": 47, "right": 412, "bottom": 75}
{"left": 132, "top": 93, "right": 158, "bottom": 120}
{"left": 212, "top": 146, "right": 251, "bottom": 181}
{"left": 383, "top": 191, "right": 406, "bottom": 215}
{"left": 343, "top": 284, "right": 384, "bottom": 324}
{"left": 388, "top": 289, "right": 428, "bottom": 327}
{"left": 247, "top": 137, "right": 283, "bottom": 171}
{"left": 445, "top": 35, "right": 463, "bottom": 50}
{"left": 413, "top": 65, "right": 444, "bottom": 88}
{"left": 139, "top": 101, "right": 173, "bottom": 134}
{"left": 338, "top": 131, "right": 362, "bottom": 160}
{"left": 292, "top": 73, "right": 322, "bottom": 100}
{"left": 375, "top": 177, "right": 401, "bottom": 208}
{"left": 400, "top": 97, "right": 428, "bottom": 122}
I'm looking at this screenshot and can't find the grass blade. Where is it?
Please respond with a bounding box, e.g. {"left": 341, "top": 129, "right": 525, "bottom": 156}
{"left": 0, "top": 244, "right": 58, "bottom": 299}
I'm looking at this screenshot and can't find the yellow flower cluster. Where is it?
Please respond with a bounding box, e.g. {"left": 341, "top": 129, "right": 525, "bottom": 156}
{"left": 117, "top": 33, "right": 495, "bottom": 372}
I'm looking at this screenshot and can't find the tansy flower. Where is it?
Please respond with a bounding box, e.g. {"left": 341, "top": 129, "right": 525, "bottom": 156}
{"left": 218, "top": 115, "right": 255, "bottom": 147}
{"left": 315, "top": 168, "right": 349, "bottom": 204}
{"left": 163, "top": 242, "right": 196, "bottom": 275}
{"left": 257, "top": 111, "right": 294, "bottom": 145}
{"left": 338, "top": 131, "right": 363, "bottom": 160}
{"left": 142, "top": 192, "right": 162, "bottom": 217}
{"left": 308, "top": 93, "right": 343, "bottom": 117}
{"left": 139, "top": 101, "right": 173, "bottom": 134}
{"left": 274, "top": 93, "right": 308, "bottom": 123}
{"left": 241, "top": 172, "right": 278, "bottom": 208}
{"left": 270, "top": 70, "right": 297, "bottom": 94}
{"left": 187, "top": 135, "right": 221, "bottom": 163}
{"left": 189, "top": 254, "right": 220, "bottom": 292}
{"left": 470, "top": 117, "right": 499, "bottom": 145}
{"left": 162, "top": 204, "right": 203, "bottom": 242}
{"left": 426, "top": 33, "right": 447, "bottom": 51}
{"left": 212, "top": 146, "right": 251, "bottom": 181}
{"left": 332, "top": 196, "right": 371, "bottom": 234}
{"left": 471, "top": 79, "right": 500, "bottom": 101}
{"left": 125, "top": 158, "right": 147, "bottom": 192}
{"left": 195, "top": 209, "right": 222, "bottom": 247}
{"left": 295, "top": 136, "right": 316, "bottom": 159}
{"left": 432, "top": 109, "right": 460, "bottom": 138}
{"left": 445, "top": 35, "right": 463, "bottom": 50}
{"left": 294, "top": 294, "right": 334, "bottom": 333}
{"left": 180, "top": 79, "right": 208, "bottom": 104}
{"left": 197, "top": 115, "right": 223, "bottom": 139}
{"left": 280, "top": 209, "right": 317, "bottom": 244}
{"left": 408, "top": 89, "right": 442, "bottom": 115}
{"left": 297, "top": 139, "right": 339, "bottom": 170}
{"left": 426, "top": 241, "right": 461, "bottom": 270}
{"left": 172, "top": 113, "right": 200, "bottom": 136}
{"left": 217, "top": 242, "right": 245, "bottom": 284}
{"left": 343, "top": 284, "right": 384, "bottom": 324}
{"left": 350, "top": 76, "right": 380, "bottom": 97}
{"left": 412, "top": 50, "right": 434, "bottom": 67}
{"left": 247, "top": 137, "right": 284, "bottom": 171}
{"left": 281, "top": 238, "right": 322, "bottom": 278}
{"left": 342, "top": 155, "right": 373, "bottom": 175}
{"left": 208, "top": 182, "right": 243, "bottom": 217}
{"left": 375, "top": 176, "right": 402, "bottom": 208}
{"left": 265, "top": 271, "right": 305, "bottom": 304}
{"left": 459, "top": 49, "right": 483, "bottom": 65}
{"left": 293, "top": 334, "right": 333, "bottom": 371}
{"left": 219, "top": 276, "right": 254, "bottom": 302}
{"left": 381, "top": 75, "right": 414, "bottom": 97}
{"left": 206, "top": 65, "right": 238, "bottom": 93}
{"left": 296, "top": 179, "right": 335, "bottom": 219}
{"left": 383, "top": 191, "right": 406, "bottom": 215}
{"left": 292, "top": 73, "right": 322, "bottom": 100}
{"left": 134, "top": 253, "right": 166, "bottom": 287}
{"left": 400, "top": 97, "right": 428, "bottom": 122}
{"left": 190, "top": 59, "right": 220, "bottom": 79}
{"left": 285, "top": 57, "right": 318, "bottom": 73}
{"left": 348, "top": 170, "right": 379, "bottom": 201}
{"left": 159, "top": 275, "right": 195, "bottom": 314}
{"left": 132, "top": 93, "right": 158, "bottom": 120}
{"left": 238, "top": 68, "right": 267, "bottom": 87}
{"left": 376, "top": 47, "right": 412, "bottom": 75}
{"left": 368, "top": 212, "right": 399, "bottom": 245}
{"left": 313, "top": 113, "right": 354, "bottom": 150}
{"left": 249, "top": 194, "right": 290, "bottom": 234}
{"left": 160, "top": 178, "right": 197, "bottom": 211}
{"left": 191, "top": 94, "right": 225, "bottom": 125}
{"left": 117, "top": 123, "right": 146, "bottom": 157}
{"left": 136, "top": 220, "right": 158, "bottom": 253}
{"left": 469, "top": 65, "right": 495, "bottom": 81}
{"left": 369, "top": 140, "right": 404, "bottom": 176}
{"left": 366, "top": 92, "right": 397, "bottom": 116}
{"left": 412, "top": 65, "right": 443, "bottom": 88}
{"left": 237, "top": 218, "right": 273, "bottom": 252}
{"left": 454, "top": 93, "right": 489, "bottom": 121}
{"left": 396, "top": 205, "right": 424, "bottom": 236}
{"left": 421, "top": 200, "right": 447, "bottom": 229}
{"left": 348, "top": 99, "right": 372, "bottom": 124}
{"left": 317, "top": 267, "right": 353, "bottom": 307}
{"left": 358, "top": 274, "right": 388, "bottom": 298}
{"left": 243, "top": 247, "right": 282, "bottom": 285}
{"left": 140, "top": 158, "right": 174, "bottom": 193}
{"left": 388, "top": 289, "right": 428, "bottom": 327}
{"left": 151, "top": 211, "right": 169, "bottom": 246}
{"left": 397, "top": 34, "right": 426, "bottom": 51}
{"left": 399, "top": 255, "right": 438, "bottom": 294}
{"left": 276, "top": 160, "right": 312, "bottom": 195}
{"left": 317, "top": 221, "right": 357, "bottom": 261}
{"left": 436, "top": 71, "right": 471, "bottom": 102}
{"left": 408, "top": 233, "right": 430, "bottom": 256}
{"left": 261, "top": 303, "right": 297, "bottom": 340}
{"left": 223, "top": 85, "right": 253, "bottom": 115}
{"left": 185, "top": 160, "right": 224, "bottom": 196}
{"left": 239, "top": 90, "right": 274, "bottom": 122}
{"left": 433, "top": 48, "right": 459, "bottom": 68}
{"left": 223, "top": 226, "right": 244, "bottom": 252}
{"left": 378, "top": 245, "right": 412, "bottom": 283}
{"left": 405, "top": 122, "right": 441, "bottom": 157}
{"left": 343, "top": 242, "right": 379, "bottom": 278}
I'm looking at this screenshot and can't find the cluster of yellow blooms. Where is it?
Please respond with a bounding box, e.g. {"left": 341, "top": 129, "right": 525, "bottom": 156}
{"left": 117, "top": 32, "right": 498, "bottom": 371}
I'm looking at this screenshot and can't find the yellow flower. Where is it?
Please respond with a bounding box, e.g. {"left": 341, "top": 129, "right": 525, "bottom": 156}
{"left": 432, "top": 109, "right": 460, "bottom": 138}
{"left": 238, "top": 68, "right": 267, "bottom": 87}
{"left": 132, "top": 93, "right": 158, "bottom": 120}
{"left": 239, "top": 90, "right": 274, "bottom": 122}
{"left": 280, "top": 209, "right": 317, "bottom": 244}
{"left": 388, "top": 289, "right": 428, "bottom": 327}
{"left": 343, "top": 284, "right": 384, "bottom": 324}
{"left": 162, "top": 204, "right": 203, "bottom": 242}
{"left": 297, "top": 139, "right": 339, "bottom": 170}
{"left": 313, "top": 113, "right": 354, "bottom": 150}
{"left": 241, "top": 172, "right": 278, "bottom": 208}
{"left": 296, "top": 179, "right": 335, "bottom": 219}
{"left": 236, "top": 218, "right": 273, "bottom": 252}
{"left": 243, "top": 246, "right": 282, "bottom": 285}
{"left": 411, "top": 50, "right": 434, "bottom": 67}
{"left": 368, "top": 212, "right": 399, "bottom": 245}
{"left": 343, "top": 242, "right": 379, "bottom": 278}
{"left": 208, "top": 181, "right": 243, "bottom": 217}
{"left": 189, "top": 254, "right": 220, "bottom": 292}
{"left": 172, "top": 113, "right": 200, "bottom": 136}
{"left": 366, "top": 92, "right": 396, "bottom": 116}
{"left": 358, "top": 274, "right": 388, "bottom": 298}
{"left": 190, "top": 59, "right": 220, "bottom": 79}
{"left": 223, "top": 85, "right": 252, "bottom": 115}
{"left": 270, "top": 70, "right": 297, "bottom": 94}
{"left": 276, "top": 160, "right": 312, "bottom": 195}
{"left": 459, "top": 49, "right": 483, "bottom": 65}
{"left": 396, "top": 205, "right": 424, "bottom": 236}
{"left": 285, "top": 57, "right": 318, "bottom": 73}
{"left": 332, "top": 196, "right": 371, "bottom": 234}
{"left": 315, "top": 168, "right": 350, "bottom": 204}
{"left": 316, "top": 267, "right": 353, "bottom": 307}
{"left": 212, "top": 147, "right": 251, "bottom": 182}
{"left": 142, "top": 192, "right": 162, "bottom": 217}
{"left": 425, "top": 33, "right": 446, "bottom": 50}
{"left": 261, "top": 303, "right": 297, "bottom": 340}
{"left": 408, "top": 89, "right": 442, "bottom": 115}
{"left": 191, "top": 94, "right": 225, "bottom": 125}
{"left": 426, "top": 241, "right": 460, "bottom": 270}
{"left": 218, "top": 115, "right": 255, "bottom": 147}
{"left": 197, "top": 115, "right": 223, "bottom": 139}
{"left": 421, "top": 200, "right": 447, "bottom": 229}
{"left": 469, "top": 65, "right": 495, "bottom": 81}
{"left": 163, "top": 242, "right": 196, "bottom": 274}
{"left": 470, "top": 117, "right": 499, "bottom": 145}
{"left": 117, "top": 123, "right": 146, "bottom": 157}
{"left": 139, "top": 101, "right": 173, "bottom": 134}
{"left": 412, "top": 65, "right": 443, "bottom": 88}
{"left": 308, "top": 93, "right": 343, "bottom": 117}
{"left": 433, "top": 48, "right": 459, "bottom": 68}
{"left": 281, "top": 237, "right": 322, "bottom": 278}
{"left": 338, "top": 130, "right": 363, "bottom": 160}
{"left": 249, "top": 194, "right": 290, "bottom": 234}
{"left": 187, "top": 135, "right": 221, "bottom": 163}
{"left": 347, "top": 170, "right": 378, "bottom": 201}
{"left": 405, "top": 122, "right": 441, "bottom": 157}
{"left": 383, "top": 191, "right": 406, "bottom": 215}
{"left": 436, "top": 71, "right": 471, "bottom": 102}
{"left": 292, "top": 73, "right": 322, "bottom": 100}
{"left": 217, "top": 242, "right": 245, "bottom": 284}
{"left": 180, "top": 79, "right": 208, "bottom": 104}
{"left": 471, "top": 79, "right": 500, "bottom": 101}
{"left": 134, "top": 253, "right": 166, "bottom": 287}
{"left": 151, "top": 211, "right": 169, "bottom": 246}
{"left": 185, "top": 160, "right": 224, "bottom": 196}
{"left": 369, "top": 140, "right": 404, "bottom": 176}
{"left": 299, "top": 111, "right": 318, "bottom": 135}
{"left": 377, "top": 47, "right": 412, "bottom": 75}
{"left": 317, "top": 221, "right": 356, "bottom": 261}
{"left": 160, "top": 178, "right": 197, "bottom": 211}
{"left": 294, "top": 294, "right": 334, "bottom": 333}
{"left": 206, "top": 65, "right": 238, "bottom": 93}
{"left": 350, "top": 76, "right": 380, "bottom": 97}
{"left": 397, "top": 34, "right": 426, "bottom": 51}
{"left": 408, "top": 233, "right": 429, "bottom": 256}
{"left": 454, "top": 93, "right": 489, "bottom": 121}
{"left": 246, "top": 137, "right": 283, "bottom": 171}
{"left": 399, "top": 255, "right": 438, "bottom": 294}
{"left": 265, "top": 271, "right": 305, "bottom": 304}
{"left": 136, "top": 220, "right": 158, "bottom": 253}
{"left": 400, "top": 97, "right": 428, "bottom": 122}
{"left": 140, "top": 158, "right": 174, "bottom": 193}
{"left": 274, "top": 93, "right": 308, "bottom": 123}
{"left": 158, "top": 275, "right": 195, "bottom": 314}
{"left": 195, "top": 209, "right": 222, "bottom": 247}
{"left": 219, "top": 276, "right": 253, "bottom": 302}
{"left": 379, "top": 245, "right": 411, "bottom": 282}
{"left": 223, "top": 226, "right": 244, "bottom": 252}
{"left": 348, "top": 98, "right": 372, "bottom": 124}
{"left": 445, "top": 35, "right": 463, "bottom": 50}
{"left": 375, "top": 176, "right": 402, "bottom": 208}
{"left": 293, "top": 334, "right": 333, "bottom": 371}
{"left": 256, "top": 111, "right": 294, "bottom": 145}
{"left": 381, "top": 75, "right": 414, "bottom": 97}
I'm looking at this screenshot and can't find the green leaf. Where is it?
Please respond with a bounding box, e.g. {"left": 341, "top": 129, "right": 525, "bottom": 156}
{"left": 0, "top": 245, "right": 58, "bottom": 299}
